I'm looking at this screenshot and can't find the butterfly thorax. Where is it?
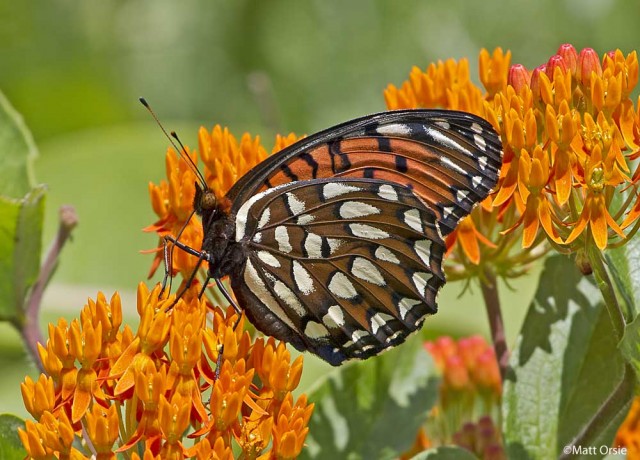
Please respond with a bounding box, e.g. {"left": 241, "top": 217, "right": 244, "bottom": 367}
{"left": 200, "top": 206, "right": 246, "bottom": 279}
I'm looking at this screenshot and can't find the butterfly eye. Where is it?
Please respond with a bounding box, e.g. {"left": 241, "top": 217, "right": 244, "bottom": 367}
{"left": 193, "top": 183, "right": 217, "bottom": 215}
{"left": 201, "top": 190, "right": 217, "bottom": 210}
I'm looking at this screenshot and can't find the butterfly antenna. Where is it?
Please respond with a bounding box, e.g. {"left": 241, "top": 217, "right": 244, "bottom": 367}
{"left": 171, "top": 130, "right": 208, "bottom": 189}
{"left": 139, "top": 97, "right": 207, "bottom": 189}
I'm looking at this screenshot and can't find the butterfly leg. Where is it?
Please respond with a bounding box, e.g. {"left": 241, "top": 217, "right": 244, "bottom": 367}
{"left": 213, "top": 277, "right": 244, "bottom": 381}
{"left": 160, "top": 236, "right": 174, "bottom": 295}
{"left": 163, "top": 235, "right": 210, "bottom": 311}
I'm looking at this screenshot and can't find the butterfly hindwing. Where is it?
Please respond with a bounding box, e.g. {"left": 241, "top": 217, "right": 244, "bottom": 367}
{"left": 227, "top": 110, "right": 503, "bottom": 236}
{"left": 229, "top": 178, "right": 446, "bottom": 365}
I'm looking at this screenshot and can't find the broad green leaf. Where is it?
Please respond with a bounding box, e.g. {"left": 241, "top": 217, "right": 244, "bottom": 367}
{"left": 503, "top": 255, "right": 632, "bottom": 459}
{"left": 0, "top": 186, "right": 46, "bottom": 323}
{"left": 606, "top": 235, "right": 640, "bottom": 318}
{"left": 0, "top": 90, "right": 37, "bottom": 198}
{"left": 301, "top": 336, "right": 440, "bottom": 460}
{"left": 409, "top": 446, "right": 478, "bottom": 459}
{"left": 0, "top": 414, "right": 26, "bottom": 460}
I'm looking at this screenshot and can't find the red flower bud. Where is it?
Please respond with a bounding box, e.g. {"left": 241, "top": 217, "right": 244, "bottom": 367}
{"left": 577, "top": 48, "right": 603, "bottom": 86}
{"left": 508, "top": 64, "right": 530, "bottom": 93}
{"left": 556, "top": 44, "right": 578, "bottom": 74}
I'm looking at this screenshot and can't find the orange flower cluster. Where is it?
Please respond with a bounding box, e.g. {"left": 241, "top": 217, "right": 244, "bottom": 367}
{"left": 19, "top": 284, "right": 313, "bottom": 459}
{"left": 145, "top": 127, "right": 301, "bottom": 280}
{"left": 386, "top": 45, "right": 640, "bottom": 272}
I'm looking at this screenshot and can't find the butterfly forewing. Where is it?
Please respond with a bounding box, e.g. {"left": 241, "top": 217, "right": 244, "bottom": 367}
{"left": 230, "top": 178, "right": 446, "bottom": 365}
{"left": 227, "top": 110, "right": 502, "bottom": 236}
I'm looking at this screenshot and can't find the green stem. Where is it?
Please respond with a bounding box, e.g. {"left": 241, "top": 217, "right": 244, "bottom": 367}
{"left": 587, "top": 243, "right": 626, "bottom": 340}
{"left": 479, "top": 267, "right": 509, "bottom": 382}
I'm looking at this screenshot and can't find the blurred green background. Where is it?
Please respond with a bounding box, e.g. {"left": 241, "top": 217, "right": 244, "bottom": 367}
{"left": 2, "top": 0, "right": 639, "bottom": 418}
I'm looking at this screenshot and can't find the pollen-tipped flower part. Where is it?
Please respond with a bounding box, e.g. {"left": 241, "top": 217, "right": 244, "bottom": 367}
{"left": 386, "top": 44, "right": 640, "bottom": 273}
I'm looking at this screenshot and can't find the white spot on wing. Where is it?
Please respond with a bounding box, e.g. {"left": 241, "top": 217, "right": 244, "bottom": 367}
{"left": 286, "top": 192, "right": 306, "bottom": 215}
{"left": 435, "top": 120, "right": 450, "bottom": 130}
{"left": 378, "top": 184, "right": 398, "bottom": 201}
{"left": 376, "top": 123, "right": 411, "bottom": 136}
{"left": 472, "top": 176, "right": 483, "bottom": 187}
{"left": 258, "top": 208, "right": 270, "bottom": 229}
{"left": 297, "top": 214, "right": 315, "bottom": 225}
{"left": 275, "top": 226, "right": 292, "bottom": 253}
{"left": 414, "top": 239, "right": 432, "bottom": 265}
{"left": 235, "top": 182, "right": 291, "bottom": 241}
{"left": 304, "top": 233, "right": 323, "bottom": 258}
{"left": 471, "top": 122, "right": 483, "bottom": 134}
{"left": 243, "top": 260, "right": 296, "bottom": 329}
{"left": 370, "top": 312, "right": 394, "bottom": 335}
{"left": 253, "top": 233, "right": 262, "bottom": 243}
{"left": 474, "top": 134, "right": 487, "bottom": 151}
{"left": 327, "top": 238, "right": 343, "bottom": 254}
{"left": 349, "top": 223, "right": 389, "bottom": 239}
{"left": 329, "top": 272, "right": 358, "bottom": 299}
{"left": 456, "top": 190, "right": 469, "bottom": 202}
{"left": 441, "top": 156, "right": 468, "bottom": 176}
{"left": 375, "top": 246, "right": 400, "bottom": 264}
{"left": 385, "top": 330, "right": 403, "bottom": 343}
{"left": 323, "top": 183, "right": 361, "bottom": 200}
{"left": 479, "top": 156, "right": 488, "bottom": 171}
{"left": 257, "top": 251, "right": 281, "bottom": 268}
{"left": 412, "top": 272, "right": 432, "bottom": 296}
{"left": 425, "top": 126, "right": 473, "bottom": 157}
{"left": 293, "top": 261, "right": 315, "bottom": 295}
{"left": 304, "top": 321, "right": 330, "bottom": 339}
{"left": 398, "top": 297, "right": 421, "bottom": 320}
{"left": 352, "top": 257, "right": 385, "bottom": 286}
{"left": 339, "top": 201, "right": 381, "bottom": 219}
{"left": 443, "top": 206, "right": 454, "bottom": 219}
{"left": 352, "top": 330, "right": 369, "bottom": 342}
{"left": 324, "top": 305, "right": 345, "bottom": 328}
{"left": 273, "top": 281, "right": 306, "bottom": 317}
{"left": 403, "top": 209, "right": 422, "bottom": 233}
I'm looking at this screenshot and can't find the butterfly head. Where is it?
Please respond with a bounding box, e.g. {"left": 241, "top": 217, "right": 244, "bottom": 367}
{"left": 194, "top": 182, "right": 217, "bottom": 216}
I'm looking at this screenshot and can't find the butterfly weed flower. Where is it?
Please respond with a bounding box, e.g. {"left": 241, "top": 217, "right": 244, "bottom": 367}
{"left": 20, "top": 283, "right": 314, "bottom": 458}
{"left": 386, "top": 45, "right": 640, "bottom": 379}
{"left": 385, "top": 45, "right": 640, "bottom": 267}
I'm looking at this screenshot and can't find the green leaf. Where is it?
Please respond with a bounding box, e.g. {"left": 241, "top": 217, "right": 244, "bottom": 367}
{"left": 301, "top": 336, "right": 440, "bottom": 460}
{"left": 0, "top": 185, "right": 46, "bottom": 323}
{"left": 502, "top": 255, "right": 633, "bottom": 459}
{"left": 409, "top": 446, "right": 478, "bottom": 460}
{"left": 606, "top": 235, "right": 640, "bottom": 318}
{"left": 0, "top": 414, "right": 26, "bottom": 460}
{"left": 0, "top": 90, "right": 37, "bottom": 198}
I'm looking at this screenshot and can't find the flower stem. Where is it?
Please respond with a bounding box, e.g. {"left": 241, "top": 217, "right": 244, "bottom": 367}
{"left": 480, "top": 267, "right": 509, "bottom": 382}
{"left": 587, "top": 243, "right": 626, "bottom": 340}
{"left": 20, "top": 206, "right": 78, "bottom": 372}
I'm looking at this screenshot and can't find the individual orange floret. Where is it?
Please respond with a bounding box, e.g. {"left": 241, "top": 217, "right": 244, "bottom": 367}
{"left": 270, "top": 393, "right": 314, "bottom": 460}
{"left": 251, "top": 338, "right": 304, "bottom": 403}
{"left": 85, "top": 404, "right": 120, "bottom": 460}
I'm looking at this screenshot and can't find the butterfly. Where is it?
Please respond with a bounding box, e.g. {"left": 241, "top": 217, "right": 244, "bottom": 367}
{"left": 165, "top": 108, "right": 503, "bottom": 366}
